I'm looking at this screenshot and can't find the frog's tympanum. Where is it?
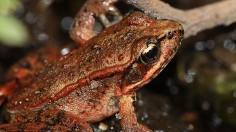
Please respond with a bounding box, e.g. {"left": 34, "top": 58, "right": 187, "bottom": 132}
{"left": 0, "top": 0, "right": 183, "bottom": 131}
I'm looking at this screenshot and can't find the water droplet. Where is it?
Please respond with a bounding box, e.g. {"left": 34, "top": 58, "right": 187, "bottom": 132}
{"left": 61, "top": 16, "right": 73, "bottom": 31}
{"left": 42, "top": 0, "right": 53, "bottom": 5}
{"left": 201, "top": 101, "right": 210, "bottom": 110}
{"left": 14, "top": 101, "right": 18, "bottom": 105}
{"left": 170, "top": 86, "right": 179, "bottom": 95}
{"left": 35, "top": 91, "right": 41, "bottom": 94}
{"left": 184, "top": 69, "right": 196, "bottom": 83}
{"left": 115, "top": 113, "right": 121, "bottom": 119}
{"left": 143, "top": 112, "right": 149, "bottom": 118}
{"left": 185, "top": 74, "right": 193, "bottom": 83}
{"left": 155, "top": 129, "right": 164, "bottom": 132}
{"left": 25, "top": 12, "right": 37, "bottom": 24}
{"left": 61, "top": 48, "right": 70, "bottom": 55}
{"left": 162, "top": 112, "right": 168, "bottom": 116}
{"left": 206, "top": 40, "right": 215, "bottom": 49}
{"left": 37, "top": 33, "right": 48, "bottom": 41}
{"left": 230, "top": 63, "right": 236, "bottom": 72}
{"left": 195, "top": 41, "right": 206, "bottom": 51}
{"left": 137, "top": 100, "right": 143, "bottom": 106}
{"left": 89, "top": 80, "right": 99, "bottom": 90}
{"left": 98, "top": 122, "right": 108, "bottom": 131}
{"left": 224, "top": 39, "right": 236, "bottom": 51}
{"left": 187, "top": 124, "right": 195, "bottom": 131}
{"left": 212, "top": 115, "right": 222, "bottom": 127}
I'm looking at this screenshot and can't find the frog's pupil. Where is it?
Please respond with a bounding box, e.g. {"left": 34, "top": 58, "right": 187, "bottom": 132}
{"left": 146, "top": 46, "right": 157, "bottom": 60}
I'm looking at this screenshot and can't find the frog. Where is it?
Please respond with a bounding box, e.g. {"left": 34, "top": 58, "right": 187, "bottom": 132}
{"left": 0, "top": 0, "right": 184, "bottom": 131}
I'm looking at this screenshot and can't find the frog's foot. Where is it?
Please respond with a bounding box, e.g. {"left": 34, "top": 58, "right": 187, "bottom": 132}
{"left": 0, "top": 80, "right": 17, "bottom": 106}
{"left": 70, "top": 0, "right": 122, "bottom": 45}
{"left": 0, "top": 109, "right": 92, "bottom": 132}
{"left": 119, "top": 93, "right": 151, "bottom": 132}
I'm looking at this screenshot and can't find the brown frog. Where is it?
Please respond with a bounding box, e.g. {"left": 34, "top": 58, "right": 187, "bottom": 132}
{"left": 0, "top": 0, "right": 184, "bottom": 131}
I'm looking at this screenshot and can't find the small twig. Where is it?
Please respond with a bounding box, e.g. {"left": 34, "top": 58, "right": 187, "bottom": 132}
{"left": 124, "top": 0, "right": 236, "bottom": 38}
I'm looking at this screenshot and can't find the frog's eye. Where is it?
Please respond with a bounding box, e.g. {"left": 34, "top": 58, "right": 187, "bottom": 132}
{"left": 140, "top": 43, "right": 159, "bottom": 65}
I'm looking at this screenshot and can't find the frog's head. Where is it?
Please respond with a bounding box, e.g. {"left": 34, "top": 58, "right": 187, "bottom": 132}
{"left": 120, "top": 11, "right": 184, "bottom": 94}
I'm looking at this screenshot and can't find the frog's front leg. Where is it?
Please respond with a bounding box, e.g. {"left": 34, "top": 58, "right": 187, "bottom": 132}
{"left": 119, "top": 93, "right": 151, "bottom": 132}
{"left": 0, "top": 109, "right": 92, "bottom": 132}
{"left": 70, "top": 0, "right": 122, "bottom": 45}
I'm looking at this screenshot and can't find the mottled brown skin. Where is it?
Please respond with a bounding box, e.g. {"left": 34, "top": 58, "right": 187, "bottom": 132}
{"left": 0, "top": 45, "right": 61, "bottom": 106}
{"left": 0, "top": 0, "right": 183, "bottom": 131}
{"left": 0, "top": 0, "right": 120, "bottom": 107}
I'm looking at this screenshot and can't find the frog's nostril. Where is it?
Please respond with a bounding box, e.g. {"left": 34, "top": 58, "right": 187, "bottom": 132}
{"left": 166, "top": 31, "right": 174, "bottom": 39}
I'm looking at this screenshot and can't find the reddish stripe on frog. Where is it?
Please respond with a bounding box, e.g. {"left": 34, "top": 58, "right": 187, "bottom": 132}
{"left": 28, "top": 57, "right": 134, "bottom": 108}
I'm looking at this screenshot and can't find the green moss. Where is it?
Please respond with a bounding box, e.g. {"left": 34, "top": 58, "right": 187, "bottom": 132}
{"left": 0, "top": 15, "right": 29, "bottom": 46}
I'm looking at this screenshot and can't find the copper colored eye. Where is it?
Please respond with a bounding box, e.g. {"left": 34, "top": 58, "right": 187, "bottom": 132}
{"left": 140, "top": 44, "right": 159, "bottom": 65}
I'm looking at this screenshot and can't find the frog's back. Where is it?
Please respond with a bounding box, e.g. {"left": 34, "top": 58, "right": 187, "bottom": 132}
{"left": 6, "top": 12, "right": 147, "bottom": 111}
